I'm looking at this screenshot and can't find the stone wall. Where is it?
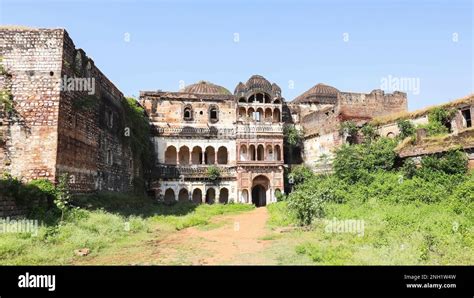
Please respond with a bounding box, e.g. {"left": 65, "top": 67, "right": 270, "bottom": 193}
{"left": 339, "top": 90, "right": 407, "bottom": 120}
{"left": 0, "top": 193, "right": 28, "bottom": 218}
{"left": 0, "top": 28, "right": 63, "bottom": 182}
{"left": 56, "top": 31, "right": 134, "bottom": 192}
{"left": 0, "top": 28, "right": 138, "bottom": 195}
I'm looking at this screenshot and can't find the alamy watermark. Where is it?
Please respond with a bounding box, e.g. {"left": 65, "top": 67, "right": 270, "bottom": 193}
{"left": 380, "top": 75, "right": 420, "bottom": 95}
{"left": 0, "top": 217, "right": 39, "bottom": 236}
{"left": 60, "top": 75, "right": 96, "bottom": 95}
{"left": 324, "top": 217, "right": 365, "bottom": 237}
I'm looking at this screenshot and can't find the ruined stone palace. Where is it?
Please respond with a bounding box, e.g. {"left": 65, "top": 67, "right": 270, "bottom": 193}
{"left": 1, "top": 28, "right": 473, "bottom": 209}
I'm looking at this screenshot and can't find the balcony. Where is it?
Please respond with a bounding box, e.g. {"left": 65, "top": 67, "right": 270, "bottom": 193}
{"left": 155, "top": 164, "right": 236, "bottom": 179}
{"left": 153, "top": 126, "right": 235, "bottom": 138}
{"left": 236, "top": 124, "right": 283, "bottom": 137}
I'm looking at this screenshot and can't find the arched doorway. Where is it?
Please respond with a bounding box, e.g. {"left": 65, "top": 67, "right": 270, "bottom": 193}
{"left": 192, "top": 189, "right": 202, "bottom": 204}
{"left": 206, "top": 188, "right": 216, "bottom": 204}
{"left": 219, "top": 188, "right": 229, "bottom": 204}
{"left": 178, "top": 188, "right": 189, "bottom": 202}
{"left": 164, "top": 188, "right": 175, "bottom": 203}
{"left": 252, "top": 175, "right": 270, "bottom": 207}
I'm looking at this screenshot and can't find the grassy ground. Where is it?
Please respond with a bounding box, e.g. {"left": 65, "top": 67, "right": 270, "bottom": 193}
{"left": 259, "top": 199, "right": 473, "bottom": 265}
{"left": 0, "top": 193, "right": 254, "bottom": 265}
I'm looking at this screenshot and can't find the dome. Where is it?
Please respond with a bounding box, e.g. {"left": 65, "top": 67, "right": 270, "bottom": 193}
{"left": 292, "top": 83, "right": 339, "bottom": 104}
{"left": 272, "top": 83, "right": 281, "bottom": 95}
{"left": 245, "top": 75, "right": 272, "bottom": 93}
{"left": 234, "top": 82, "right": 246, "bottom": 95}
{"left": 183, "top": 81, "right": 231, "bottom": 95}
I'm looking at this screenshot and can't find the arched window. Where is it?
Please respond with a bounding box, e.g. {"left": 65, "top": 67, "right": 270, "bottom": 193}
{"left": 275, "top": 145, "right": 282, "bottom": 161}
{"left": 165, "top": 146, "right": 177, "bottom": 164}
{"left": 217, "top": 146, "right": 228, "bottom": 164}
{"left": 209, "top": 105, "right": 219, "bottom": 123}
{"left": 249, "top": 145, "right": 256, "bottom": 161}
{"left": 248, "top": 107, "right": 255, "bottom": 119}
{"left": 266, "top": 145, "right": 273, "bottom": 161}
{"left": 238, "top": 97, "right": 246, "bottom": 103}
{"left": 273, "top": 108, "right": 281, "bottom": 123}
{"left": 264, "top": 94, "right": 271, "bottom": 103}
{"left": 240, "top": 145, "right": 247, "bottom": 161}
{"left": 238, "top": 107, "right": 246, "bottom": 119}
{"left": 178, "top": 146, "right": 190, "bottom": 165}
{"left": 183, "top": 106, "right": 193, "bottom": 121}
{"left": 205, "top": 146, "right": 215, "bottom": 164}
{"left": 264, "top": 108, "right": 272, "bottom": 122}
{"left": 257, "top": 145, "right": 264, "bottom": 161}
{"left": 191, "top": 146, "right": 202, "bottom": 164}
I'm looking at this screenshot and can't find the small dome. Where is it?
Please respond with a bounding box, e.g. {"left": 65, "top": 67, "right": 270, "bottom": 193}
{"left": 245, "top": 75, "right": 272, "bottom": 93}
{"left": 272, "top": 83, "right": 281, "bottom": 95}
{"left": 234, "top": 82, "right": 246, "bottom": 95}
{"left": 293, "top": 83, "right": 339, "bottom": 104}
{"left": 183, "top": 81, "right": 231, "bottom": 95}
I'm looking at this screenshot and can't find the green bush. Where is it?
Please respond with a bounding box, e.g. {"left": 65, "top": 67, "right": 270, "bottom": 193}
{"left": 397, "top": 119, "right": 415, "bottom": 139}
{"left": 401, "top": 159, "right": 417, "bottom": 179}
{"left": 420, "top": 149, "right": 468, "bottom": 175}
{"left": 206, "top": 165, "right": 220, "bottom": 181}
{"left": 287, "top": 190, "right": 325, "bottom": 226}
{"left": 288, "top": 165, "right": 314, "bottom": 185}
{"left": 333, "top": 138, "right": 397, "bottom": 183}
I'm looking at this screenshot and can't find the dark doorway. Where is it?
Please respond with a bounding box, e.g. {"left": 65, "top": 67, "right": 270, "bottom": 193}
{"left": 462, "top": 109, "right": 472, "bottom": 128}
{"left": 252, "top": 185, "right": 266, "bottom": 207}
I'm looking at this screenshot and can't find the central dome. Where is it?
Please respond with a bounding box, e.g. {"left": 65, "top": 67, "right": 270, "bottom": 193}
{"left": 245, "top": 75, "right": 273, "bottom": 93}
{"left": 183, "top": 81, "right": 231, "bottom": 95}
{"left": 293, "top": 83, "right": 339, "bottom": 104}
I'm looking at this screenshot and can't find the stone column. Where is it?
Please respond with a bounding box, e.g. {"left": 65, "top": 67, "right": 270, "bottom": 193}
{"left": 202, "top": 151, "right": 205, "bottom": 165}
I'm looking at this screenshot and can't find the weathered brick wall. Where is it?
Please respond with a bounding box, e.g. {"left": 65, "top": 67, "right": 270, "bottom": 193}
{"left": 0, "top": 28, "right": 63, "bottom": 182}
{"left": 0, "top": 193, "right": 28, "bottom": 218}
{"left": 56, "top": 31, "right": 133, "bottom": 192}
{"left": 0, "top": 28, "right": 136, "bottom": 195}
{"left": 339, "top": 90, "right": 407, "bottom": 119}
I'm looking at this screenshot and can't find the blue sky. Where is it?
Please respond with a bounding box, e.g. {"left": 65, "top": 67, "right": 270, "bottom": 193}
{"left": 1, "top": 0, "right": 472, "bottom": 110}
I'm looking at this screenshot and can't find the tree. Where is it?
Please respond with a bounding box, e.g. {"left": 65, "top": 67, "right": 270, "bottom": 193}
{"left": 397, "top": 119, "right": 415, "bottom": 139}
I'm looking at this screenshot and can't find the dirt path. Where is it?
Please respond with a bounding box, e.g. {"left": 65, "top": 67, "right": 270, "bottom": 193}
{"left": 154, "top": 207, "right": 270, "bottom": 265}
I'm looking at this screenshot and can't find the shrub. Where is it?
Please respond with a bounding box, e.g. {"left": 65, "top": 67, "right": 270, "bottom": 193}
{"left": 287, "top": 190, "right": 325, "bottom": 226}
{"left": 206, "top": 165, "right": 220, "bottom": 181}
{"left": 420, "top": 149, "right": 468, "bottom": 175}
{"left": 284, "top": 125, "right": 303, "bottom": 147}
{"left": 333, "top": 138, "right": 397, "bottom": 183}
{"left": 288, "top": 165, "right": 314, "bottom": 185}
{"left": 397, "top": 119, "right": 415, "bottom": 139}
{"left": 401, "top": 159, "right": 417, "bottom": 179}
{"left": 360, "top": 124, "right": 377, "bottom": 142}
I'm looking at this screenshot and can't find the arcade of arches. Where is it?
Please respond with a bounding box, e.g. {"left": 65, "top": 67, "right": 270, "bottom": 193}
{"left": 165, "top": 145, "right": 228, "bottom": 165}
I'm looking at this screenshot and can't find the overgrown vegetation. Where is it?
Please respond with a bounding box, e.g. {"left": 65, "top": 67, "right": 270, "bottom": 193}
{"left": 206, "top": 165, "right": 221, "bottom": 181}
{"left": 397, "top": 119, "right": 416, "bottom": 139}
{"left": 0, "top": 179, "right": 254, "bottom": 265}
{"left": 122, "top": 97, "right": 153, "bottom": 193}
{"left": 418, "top": 107, "right": 456, "bottom": 137}
{"left": 285, "top": 135, "right": 470, "bottom": 227}
{"left": 283, "top": 124, "right": 303, "bottom": 147}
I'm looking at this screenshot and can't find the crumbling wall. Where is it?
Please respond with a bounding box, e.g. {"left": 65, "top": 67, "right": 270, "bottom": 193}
{"left": 0, "top": 28, "right": 63, "bottom": 182}
{"left": 56, "top": 31, "right": 133, "bottom": 192}
{"left": 339, "top": 90, "right": 407, "bottom": 120}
